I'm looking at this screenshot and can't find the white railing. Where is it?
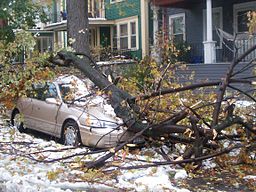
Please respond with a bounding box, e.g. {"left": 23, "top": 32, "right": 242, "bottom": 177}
{"left": 236, "top": 34, "right": 256, "bottom": 61}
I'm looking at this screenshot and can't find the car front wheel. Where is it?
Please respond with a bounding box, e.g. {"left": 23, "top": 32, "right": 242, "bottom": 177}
{"left": 61, "top": 121, "right": 81, "bottom": 146}
{"left": 11, "top": 110, "right": 25, "bottom": 132}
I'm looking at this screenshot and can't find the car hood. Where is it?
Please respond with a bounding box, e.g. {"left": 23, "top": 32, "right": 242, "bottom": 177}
{"left": 69, "top": 95, "right": 125, "bottom": 132}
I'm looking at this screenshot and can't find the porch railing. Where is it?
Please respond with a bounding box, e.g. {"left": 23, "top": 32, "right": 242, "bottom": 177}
{"left": 47, "top": 7, "right": 105, "bottom": 25}
{"left": 236, "top": 35, "right": 256, "bottom": 62}
{"left": 188, "top": 36, "right": 256, "bottom": 63}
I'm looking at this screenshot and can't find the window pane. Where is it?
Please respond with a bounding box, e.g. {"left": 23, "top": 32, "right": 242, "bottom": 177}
{"left": 237, "top": 10, "right": 250, "bottom": 33}
{"left": 131, "top": 36, "right": 136, "bottom": 48}
{"left": 46, "top": 83, "right": 58, "bottom": 98}
{"left": 113, "top": 26, "right": 117, "bottom": 49}
{"left": 130, "top": 22, "right": 136, "bottom": 48}
{"left": 113, "top": 38, "right": 117, "bottom": 49}
{"left": 173, "top": 34, "right": 184, "bottom": 43}
{"left": 120, "top": 24, "right": 128, "bottom": 36}
{"left": 113, "top": 26, "right": 117, "bottom": 37}
{"left": 212, "top": 12, "right": 221, "bottom": 46}
{"left": 213, "top": 12, "right": 221, "bottom": 29}
{"left": 173, "top": 17, "right": 184, "bottom": 34}
{"left": 131, "top": 22, "right": 136, "bottom": 35}
{"left": 120, "top": 37, "right": 128, "bottom": 49}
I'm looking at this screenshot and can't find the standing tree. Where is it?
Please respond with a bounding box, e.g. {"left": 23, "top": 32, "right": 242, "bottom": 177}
{"left": 66, "top": 0, "right": 89, "bottom": 55}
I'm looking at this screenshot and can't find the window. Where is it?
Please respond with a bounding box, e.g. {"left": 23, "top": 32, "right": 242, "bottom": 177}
{"left": 89, "top": 28, "right": 97, "bottom": 47}
{"left": 169, "top": 13, "right": 185, "bottom": 42}
{"left": 237, "top": 10, "right": 250, "bottom": 33}
{"left": 234, "top": 2, "right": 256, "bottom": 33}
{"left": 120, "top": 24, "right": 128, "bottom": 49}
{"left": 31, "top": 83, "right": 58, "bottom": 101}
{"left": 203, "top": 7, "right": 223, "bottom": 48}
{"left": 113, "top": 26, "right": 118, "bottom": 49}
{"left": 112, "top": 17, "right": 138, "bottom": 50}
{"left": 130, "top": 22, "right": 137, "bottom": 48}
{"left": 46, "top": 83, "right": 58, "bottom": 99}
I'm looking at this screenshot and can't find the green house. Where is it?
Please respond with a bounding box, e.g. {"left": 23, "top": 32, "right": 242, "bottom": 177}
{"left": 42, "top": 0, "right": 151, "bottom": 61}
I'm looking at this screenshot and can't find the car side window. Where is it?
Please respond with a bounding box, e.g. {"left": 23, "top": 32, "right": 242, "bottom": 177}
{"left": 31, "top": 83, "right": 58, "bottom": 101}
{"left": 45, "top": 83, "right": 58, "bottom": 99}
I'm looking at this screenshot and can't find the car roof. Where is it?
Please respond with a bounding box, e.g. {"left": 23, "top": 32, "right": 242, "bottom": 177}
{"left": 54, "top": 75, "right": 94, "bottom": 94}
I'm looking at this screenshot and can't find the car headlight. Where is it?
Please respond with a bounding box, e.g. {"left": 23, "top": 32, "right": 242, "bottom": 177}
{"left": 80, "top": 115, "right": 120, "bottom": 130}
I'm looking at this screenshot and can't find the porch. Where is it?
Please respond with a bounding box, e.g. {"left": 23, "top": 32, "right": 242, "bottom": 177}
{"left": 151, "top": 0, "right": 256, "bottom": 64}
{"left": 188, "top": 35, "right": 256, "bottom": 63}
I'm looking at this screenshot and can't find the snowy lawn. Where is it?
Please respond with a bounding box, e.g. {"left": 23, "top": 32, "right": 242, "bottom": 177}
{"left": 0, "top": 116, "right": 190, "bottom": 192}
{"left": 0, "top": 114, "right": 255, "bottom": 192}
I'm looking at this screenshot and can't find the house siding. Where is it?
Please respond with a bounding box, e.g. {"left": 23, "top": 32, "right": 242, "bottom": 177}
{"left": 212, "top": 0, "right": 255, "bottom": 34}
{"left": 105, "top": 0, "right": 142, "bottom": 60}
{"left": 164, "top": 0, "right": 256, "bottom": 63}
{"left": 166, "top": 4, "right": 203, "bottom": 44}
{"left": 176, "top": 63, "right": 255, "bottom": 96}
{"left": 105, "top": 0, "right": 141, "bottom": 20}
{"left": 165, "top": 4, "right": 204, "bottom": 62}
{"left": 165, "top": 0, "right": 256, "bottom": 42}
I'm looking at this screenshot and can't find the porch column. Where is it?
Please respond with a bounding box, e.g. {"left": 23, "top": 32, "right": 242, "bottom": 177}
{"left": 150, "top": 4, "right": 160, "bottom": 61}
{"left": 203, "top": 0, "right": 216, "bottom": 63}
{"left": 141, "top": 0, "right": 149, "bottom": 57}
{"left": 153, "top": 5, "right": 159, "bottom": 45}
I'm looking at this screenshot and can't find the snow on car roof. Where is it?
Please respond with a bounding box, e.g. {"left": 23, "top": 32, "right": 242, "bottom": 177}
{"left": 55, "top": 75, "right": 122, "bottom": 122}
{"left": 55, "top": 75, "right": 93, "bottom": 94}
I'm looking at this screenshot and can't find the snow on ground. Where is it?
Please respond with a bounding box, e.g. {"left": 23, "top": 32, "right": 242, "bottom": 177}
{"left": 0, "top": 116, "right": 190, "bottom": 192}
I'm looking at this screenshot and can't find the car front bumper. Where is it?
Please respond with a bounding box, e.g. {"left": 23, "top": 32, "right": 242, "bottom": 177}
{"left": 79, "top": 124, "right": 143, "bottom": 148}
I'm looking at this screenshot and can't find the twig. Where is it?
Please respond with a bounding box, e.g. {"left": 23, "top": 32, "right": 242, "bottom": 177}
{"left": 112, "top": 144, "right": 244, "bottom": 170}
{"left": 212, "top": 44, "right": 256, "bottom": 126}
{"left": 228, "top": 85, "right": 256, "bottom": 102}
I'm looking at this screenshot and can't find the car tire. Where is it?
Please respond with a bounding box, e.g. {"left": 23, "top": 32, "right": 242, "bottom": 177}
{"left": 11, "top": 110, "right": 25, "bottom": 132}
{"left": 61, "top": 121, "right": 81, "bottom": 146}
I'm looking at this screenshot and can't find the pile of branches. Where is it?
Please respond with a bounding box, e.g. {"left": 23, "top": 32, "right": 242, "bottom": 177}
{"left": 50, "top": 45, "right": 256, "bottom": 170}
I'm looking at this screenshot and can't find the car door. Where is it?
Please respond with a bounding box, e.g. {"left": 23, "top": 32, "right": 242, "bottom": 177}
{"left": 30, "top": 83, "right": 60, "bottom": 135}
{"left": 17, "top": 97, "right": 34, "bottom": 128}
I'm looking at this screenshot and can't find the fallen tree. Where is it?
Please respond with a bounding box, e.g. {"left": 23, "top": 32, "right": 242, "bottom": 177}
{"left": 49, "top": 44, "right": 256, "bottom": 169}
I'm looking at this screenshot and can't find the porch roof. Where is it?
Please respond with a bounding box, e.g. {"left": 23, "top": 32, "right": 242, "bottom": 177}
{"left": 44, "top": 18, "right": 115, "bottom": 31}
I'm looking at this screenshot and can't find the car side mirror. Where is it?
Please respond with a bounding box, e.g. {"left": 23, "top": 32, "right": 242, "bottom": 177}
{"left": 45, "top": 98, "right": 61, "bottom": 105}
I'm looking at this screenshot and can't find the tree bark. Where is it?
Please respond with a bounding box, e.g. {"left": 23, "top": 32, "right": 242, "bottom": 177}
{"left": 67, "top": 0, "right": 89, "bottom": 54}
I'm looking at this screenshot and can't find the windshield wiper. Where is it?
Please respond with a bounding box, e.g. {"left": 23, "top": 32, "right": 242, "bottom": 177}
{"left": 70, "top": 92, "right": 95, "bottom": 104}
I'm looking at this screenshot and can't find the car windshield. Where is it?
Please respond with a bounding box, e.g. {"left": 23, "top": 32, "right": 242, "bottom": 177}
{"left": 57, "top": 76, "right": 93, "bottom": 103}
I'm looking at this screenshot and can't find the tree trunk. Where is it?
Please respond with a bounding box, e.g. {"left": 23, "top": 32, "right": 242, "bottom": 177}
{"left": 67, "top": 0, "right": 89, "bottom": 54}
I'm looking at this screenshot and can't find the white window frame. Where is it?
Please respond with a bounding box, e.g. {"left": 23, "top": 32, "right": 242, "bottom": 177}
{"left": 233, "top": 1, "right": 256, "bottom": 34}
{"left": 169, "top": 13, "right": 186, "bottom": 41}
{"left": 111, "top": 16, "right": 139, "bottom": 50}
{"left": 203, "top": 7, "right": 223, "bottom": 49}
